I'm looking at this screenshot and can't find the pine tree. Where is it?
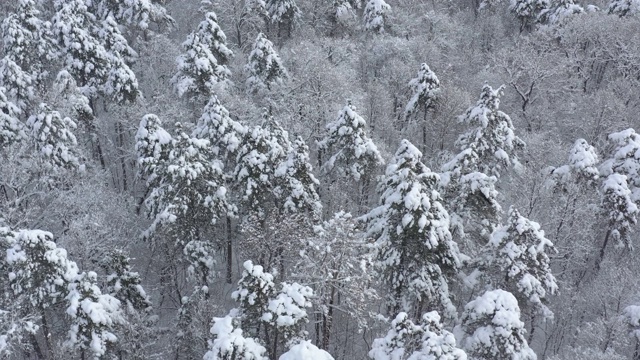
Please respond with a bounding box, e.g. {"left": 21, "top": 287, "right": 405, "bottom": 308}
{"left": 192, "top": 95, "right": 247, "bottom": 159}
{"left": 172, "top": 12, "right": 232, "bottom": 99}
{"left": 441, "top": 147, "right": 502, "bottom": 242}
{"left": 139, "top": 120, "right": 232, "bottom": 285}
{"left": 234, "top": 112, "right": 290, "bottom": 217}
{"left": 601, "top": 128, "right": 640, "bottom": 202}
{"left": 601, "top": 173, "right": 638, "bottom": 251}
{"left": 369, "top": 312, "right": 467, "bottom": 360}
{"left": 539, "top": 0, "right": 584, "bottom": 25}
{"left": 461, "top": 290, "right": 536, "bottom": 360}
{"left": 363, "top": 0, "right": 391, "bottom": 33}
{"left": 3, "top": 227, "right": 125, "bottom": 359}
{"left": 549, "top": 138, "right": 600, "bottom": 187}
{"left": 102, "top": 250, "right": 152, "bottom": 313}
{"left": 135, "top": 114, "right": 173, "bottom": 180}
{"left": 405, "top": 63, "right": 441, "bottom": 121}
{"left": 365, "top": 139, "right": 465, "bottom": 318}
{"left": 97, "top": 16, "right": 141, "bottom": 104}
{"left": 52, "top": 0, "right": 111, "bottom": 98}
{"left": 214, "top": 260, "right": 315, "bottom": 358}
{"left": 509, "top": 0, "right": 550, "bottom": 30}
{"left": 608, "top": 0, "right": 640, "bottom": 16}
{"left": 65, "top": 271, "right": 123, "bottom": 359}
{"left": 333, "top": 0, "right": 356, "bottom": 25}
{"left": 454, "top": 84, "right": 525, "bottom": 178}
{"left": 0, "top": 87, "right": 25, "bottom": 147}
{"left": 275, "top": 136, "right": 323, "bottom": 219}
{"left": 231, "top": 260, "right": 277, "bottom": 336}
{"left": 93, "top": 0, "right": 175, "bottom": 30}
{"left": 266, "top": 0, "right": 301, "bottom": 37}
{"left": 485, "top": 207, "right": 558, "bottom": 318}
{"left": 26, "top": 102, "right": 81, "bottom": 169}
{"left": 204, "top": 313, "right": 268, "bottom": 360}
{"left": 246, "top": 33, "right": 288, "bottom": 93}
{"left": 280, "top": 340, "right": 335, "bottom": 360}
{"left": 0, "top": 0, "right": 53, "bottom": 109}
{"left": 194, "top": 12, "right": 234, "bottom": 65}
{"left": 317, "top": 100, "right": 384, "bottom": 182}
{"left": 0, "top": 58, "right": 34, "bottom": 113}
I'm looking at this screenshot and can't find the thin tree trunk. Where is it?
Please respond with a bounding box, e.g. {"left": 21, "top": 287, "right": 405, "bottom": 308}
{"left": 322, "top": 286, "right": 336, "bottom": 349}
{"left": 226, "top": 216, "right": 233, "bottom": 284}
{"left": 117, "top": 121, "right": 128, "bottom": 191}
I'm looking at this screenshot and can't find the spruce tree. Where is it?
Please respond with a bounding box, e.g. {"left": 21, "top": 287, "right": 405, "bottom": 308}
{"left": 246, "top": 33, "right": 288, "bottom": 93}
{"left": 461, "top": 290, "right": 536, "bottom": 360}
{"left": 173, "top": 11, "right": 232, "bottom": 99}
{"left": 365, "top": 139, "right": 464, "bottom": 318}
{"left": 455, "top": 84, "right": 525, "bottom": 178}
{"left": 318, "top": 100, "right": 384, "bottom": 182}
{"left": 369, "top": 312, "right": 467, "bottom": 360}
{"left": 485, "top": 207, "right": 558, "bottom": 318}
{"left": 26, "top": 103, "right": 81, "bottom": 169}
{"left": 608, "top": 0, "right": 640, "bottom": 16}
{"left": 363, "top": 0, "right": 391, "bottom": 33}
{"left": 266, "top": 0, "right": 301, "bottom": 37}
{"left": 0, "top": 87, "right": 25, "bottom": 147}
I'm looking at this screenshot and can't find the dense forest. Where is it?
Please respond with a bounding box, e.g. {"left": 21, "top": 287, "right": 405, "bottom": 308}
{"left": 2, "top": 0, "right": 640, "bottom": 359}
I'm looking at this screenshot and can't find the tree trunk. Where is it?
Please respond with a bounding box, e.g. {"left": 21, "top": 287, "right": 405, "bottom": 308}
{"left": 321, "top": 286, "right": 336, "bottom": 349}
{"left": 226, "top": 216, "right": 233, "bottom": 284}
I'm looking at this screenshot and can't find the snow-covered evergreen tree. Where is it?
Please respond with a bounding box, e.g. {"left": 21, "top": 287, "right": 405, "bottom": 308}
{"left": 485, "top": 207, "right": 558, "bottom": 318}
{"left": 441, "top": 147, "right": 502, "bottom": 242}
{"left": 210, "top": 260, "right": 315, "bottom": 358}
{"left": 509, "top": 0, "right": 550, "bottom": 30}
{"left": 275, "top": 136, "right": 323, "bottom": 218}
{"left": 97, "top": 16, "right": 140, "bottom": 104}
{"left": 454, "top": 84, "right": 525, "bottom": 178}
{"left": 0, "top": 0, "right": 53, "bottom": 109}
{"left": 601, "top": 173, "right": 638, "bottom": 250}
{"left": 280, "top": 340, "right": 335, "bottom": 360}
{"left": 173, "top": 11, "right": 232, "bottom": 99}
{"left": 363, "top": 0, "right": 391, "bottom": 33}
{"left": 26, "top": 102, "right": 81, "bottom": 169}
{"left": 318, "top": 100, "right": 384, "bottom": 182}
{"left": 93, "top": 0, "right": 175, "bottom": 30}
{"left": 404, "top": 63, "right": 441, "bottom": 121}
{"left": 369, "top": 311, "right": 467, "bottom": 360}
{"left": 549, "top": 138, "right": 599, "bottom": 187}
{"left": 366, "top": 139, "right": 464, "bottom": 317}
{"left": 135, "top": 113, "right": 173, "bottom": 188}
{"left": 102, "top": 249, "right": 152, "bottom": 313}
{"left": 608, "top": 0, "right": 640, "bottom": 16}
{"left": 3, "top": 227, "right": 125, "bottom": 359}
{"left": 65, "top": 271, "right": 123, "bottom": 359}
{"left": 246, "top": 33, "right": 288, "bottom": 93}
{"left": 232, "top": 260, "right": 277, "bottom": 336}
{"left": 52, "top": 0, "right": 111, "bottom": 98}
{"left": 0, "top": 58, "right": 34, "bottom": 113}
{"left": 204, "top": 312, "right": 268, "bottom": 360}
{"left": 192, "top": 95, "right": 247, "bottom": 159}
{"left": 461, "top": 289, "right": 536, "bottom": 360}
{"left": 266, "top": 0, "right": 301, "bottom": 37}
{"left": 601, "top": 128, "right": 640, "bottom": 202}
{"left": 540, "top": 0, "right": 584, "bottom": 25}
{"left": 195, "top": 12, "right": 234, "bottom": 65}
{"left": 234, "top": 112, "right": 314, "bottom": 218}
{"left": 0, "top": 87, "right": 25, "bottom": 147}
{"left": 140, "top": 120, "right": 232, "bottom": 285}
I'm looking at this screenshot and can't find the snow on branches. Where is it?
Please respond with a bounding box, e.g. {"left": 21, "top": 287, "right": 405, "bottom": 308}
{"left": 366, "top": 139, "right": 464, "bottom": 317}
{"left": 318, "top": 100, "right": 384, "bottom": 182}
